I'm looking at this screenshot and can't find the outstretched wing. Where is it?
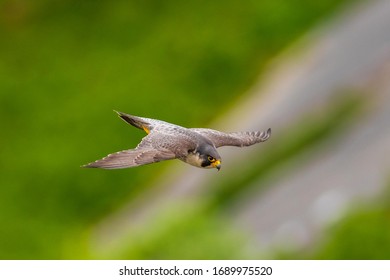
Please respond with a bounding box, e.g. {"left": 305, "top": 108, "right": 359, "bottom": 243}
{"left": 82, "top": 148, "right": 176, "bottom": 169}
{"left": 191, "top": 128, "right": 271, "bottom": 148}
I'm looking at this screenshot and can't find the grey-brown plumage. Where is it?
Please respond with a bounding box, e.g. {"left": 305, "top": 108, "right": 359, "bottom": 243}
{"left": 82, "top": 111, "right": 271, "bottom": 171}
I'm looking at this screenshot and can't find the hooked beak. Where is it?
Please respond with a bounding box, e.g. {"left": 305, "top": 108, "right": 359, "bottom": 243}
{"left": 213, "top": 160, "right": 221, "bottom": 171}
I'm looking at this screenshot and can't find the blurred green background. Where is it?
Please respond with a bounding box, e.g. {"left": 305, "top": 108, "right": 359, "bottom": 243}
{"left": 3, "top": 0, "right": 390, "bottom": 260}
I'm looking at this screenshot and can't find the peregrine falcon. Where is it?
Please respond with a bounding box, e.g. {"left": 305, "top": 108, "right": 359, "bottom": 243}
{"left": 83, "top": 111, "right": 271, "bottom": 171}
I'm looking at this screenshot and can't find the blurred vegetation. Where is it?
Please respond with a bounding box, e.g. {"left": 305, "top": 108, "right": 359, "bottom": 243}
{"left": 113, "top": 204, "right": 250, "bottom": 260}
{"left": 0, "top": 0, "right": 357, "bottom": 259}
{"left": 313, "top": 184, "right": 390, "bottom": 259}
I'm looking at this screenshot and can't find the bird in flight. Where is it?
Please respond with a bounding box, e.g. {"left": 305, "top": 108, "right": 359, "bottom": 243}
{"left": 83, "top": 111, "right": 271, "bottom": 171}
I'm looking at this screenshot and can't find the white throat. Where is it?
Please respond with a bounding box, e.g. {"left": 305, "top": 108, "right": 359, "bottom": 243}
{"left": 184, "top": 152, "right": 203, "bottom": 168}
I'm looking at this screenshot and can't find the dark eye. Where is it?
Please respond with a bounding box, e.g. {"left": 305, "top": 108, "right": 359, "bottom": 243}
{"left": 208, "top": 156, "right": 215, "bottom": 162}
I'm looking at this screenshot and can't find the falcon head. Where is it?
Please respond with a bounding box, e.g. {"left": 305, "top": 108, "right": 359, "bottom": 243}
{"left": 186, "top": 144, "right": 221, "bottom": 171}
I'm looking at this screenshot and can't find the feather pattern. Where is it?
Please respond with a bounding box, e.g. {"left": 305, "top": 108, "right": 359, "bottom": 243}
{"left": 82, "top": 148, "right": 176, "bottom": 169}
{"left": 190, "top": 128, "right": 271, "bottom": 148}
{"left": 82, "top": 111, "right": 271, "bottom": 170}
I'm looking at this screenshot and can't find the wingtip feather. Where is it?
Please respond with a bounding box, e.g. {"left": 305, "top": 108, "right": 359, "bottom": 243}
{"left": 113, "top": 110, "right": 127, "bottom": 118}
{"left": 81, "top": 162, "right": 99, "bottom": 168}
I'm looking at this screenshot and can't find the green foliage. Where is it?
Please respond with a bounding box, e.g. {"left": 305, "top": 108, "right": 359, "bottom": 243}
{"left": 318, "top": 207, "right": 390, "bottom": 259}
{"left": 115, "top": 206, "right": 249, "bottom": 260}
{"left": 314, "top": 188, "right": 390, "bottom": 259}
{"left": 0, "top": 0, "right": 352, "bottom": 259}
